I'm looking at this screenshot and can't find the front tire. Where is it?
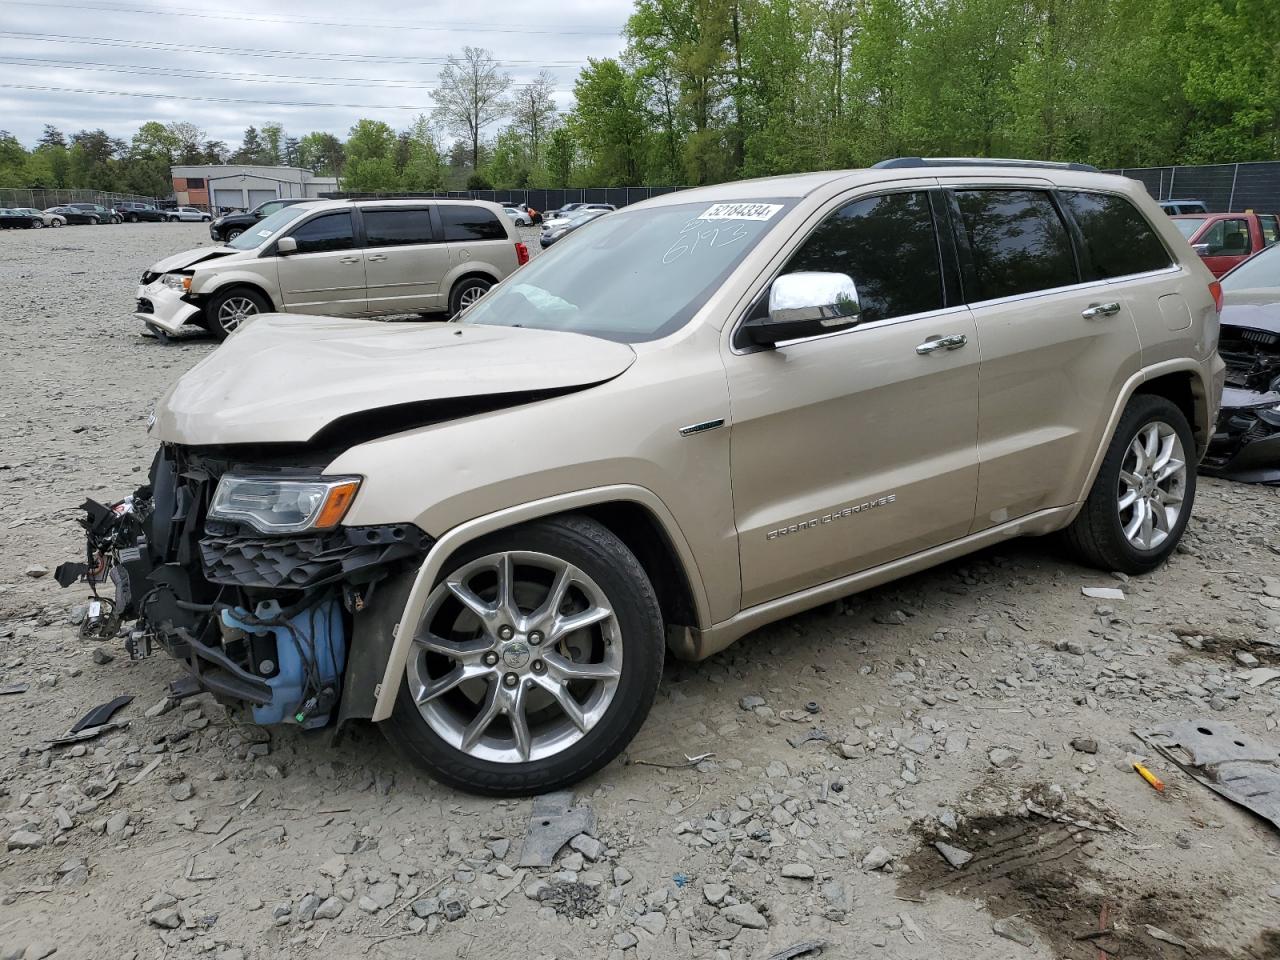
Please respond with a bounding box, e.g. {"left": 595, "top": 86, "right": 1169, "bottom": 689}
{"left": 1063, "top": 394, "right": 1196, "bottom": 574}
{"left": 203, "top": 286, "right": 270, "bottom": 341}
{"left": 382, "top": 515, "right": 665, "bottom": 796}
{"left": 225, "top": 228, "right": 242, "bottom": 241}
{"left": 32, "top": 220, "right": 42, "bottom": 228}
{"left": 449, "top": 276, "right": 492, "bottom": 316}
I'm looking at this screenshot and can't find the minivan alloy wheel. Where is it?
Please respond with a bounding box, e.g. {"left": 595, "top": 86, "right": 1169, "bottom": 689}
{"left": 458, "top": 285, "right": 487, "bottom": 309}
{"left": 215, "top": 296, "right": 260, "bottom": 332}
{"left": 1117, "top": 421, "right": 1186, "bottom": 550}
{"left": 407, "top": 550, "right": 623, "bottom": 764}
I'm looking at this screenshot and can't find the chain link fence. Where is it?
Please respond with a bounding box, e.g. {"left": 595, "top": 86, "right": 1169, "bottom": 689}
{"left": 1106, "top": 161, "right": 1280, "bottom": 213}
{"left": 321, "top": 186, "right": 688, "bottom": 210}
{"left": 0, "top": 188, "right": 166, "bottom": 210}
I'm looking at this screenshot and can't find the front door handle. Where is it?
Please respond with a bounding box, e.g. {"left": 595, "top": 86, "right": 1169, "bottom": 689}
{"left": 367, "top": 254, "right": 388, "bottom": 263}
{"left": 1081, "top": 301, "right": 1121, "bottom": 320}
{"left": 916, "top": 334, "right": 968, "bottom": 355}
{"left": 338, "top": 255, "right": 361, "bottom": 264}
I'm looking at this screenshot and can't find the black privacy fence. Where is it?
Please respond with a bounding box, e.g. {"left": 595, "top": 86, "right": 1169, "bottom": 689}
{"left": 1105, "top": 161, "right": 1280, "bottom": 213}
{"left": 320, "top": 187, "right": 689, "bottom": 210}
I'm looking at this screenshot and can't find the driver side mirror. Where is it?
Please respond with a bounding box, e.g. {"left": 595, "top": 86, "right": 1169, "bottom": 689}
{"left": 276, "top": 236, "right": 298, "bottom": 255}
{"left": 1192, "top": 243, "right": 1210, "bottom": 257}
{"left": 741, "top": 272, "right": 862, "bottom": 347}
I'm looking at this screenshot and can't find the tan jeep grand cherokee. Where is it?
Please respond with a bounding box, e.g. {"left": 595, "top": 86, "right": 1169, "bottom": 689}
{"left": 68, "top": 158, "right": 1224, "bottom": 795}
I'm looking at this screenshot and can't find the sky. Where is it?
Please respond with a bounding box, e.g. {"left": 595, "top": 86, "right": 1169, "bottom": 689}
{"left": 0, "top": 0, "right": 632, "bottom": 149}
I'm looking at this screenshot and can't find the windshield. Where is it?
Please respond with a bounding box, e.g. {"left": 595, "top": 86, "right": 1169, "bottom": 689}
{"left": 1173, "top": 217, "right": 1205, "bottom": 239}
{"left": 465, "top": 199, "right": 793, "bottom": 343}
{"left": 226, "top": 206, "right": 309, "bottom": 249}
{"left": 1222, "top": 243, "right": 1280, "bottom": 292}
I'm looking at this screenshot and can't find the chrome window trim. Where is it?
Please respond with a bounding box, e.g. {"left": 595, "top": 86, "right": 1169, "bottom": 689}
{"left": 965, "top": 265, "right": 1184, "bottom": 310}
{"left": 769, "top": 304, "right": 972, "bottom": 351}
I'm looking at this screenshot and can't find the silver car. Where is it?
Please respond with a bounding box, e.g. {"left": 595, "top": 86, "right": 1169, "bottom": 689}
{"left": 166, "top": 206, "right": 212, "bottom": 222}
{"left": 135, "top": 199, "right": 528, "bottom": 339}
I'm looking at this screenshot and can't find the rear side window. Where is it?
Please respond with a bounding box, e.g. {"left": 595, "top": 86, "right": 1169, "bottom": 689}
{"left": 1059, "top": 191, "right": 1172, "bottom": 278}
{"left": 783, "top": 191, "right": 944, "bottom": 323}
{"left": 955, "top": 189, "right": 1077, "bottom": 300}
{"left": 1259, "top": 215, "right": 1279, "bottom": 246}
{"left": 440, "top": 205, "right": 507, "bottom": 242}
{"left": 288, "top": 211, "right": 354, "bottom": 253}
{"left": 363, "top": 208, "right": 435, "bottom": 247}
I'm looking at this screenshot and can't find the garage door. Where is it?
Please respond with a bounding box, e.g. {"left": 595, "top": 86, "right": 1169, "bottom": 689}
{"left": 213, "top": 189, "right": 244, "bottom": 211}
{"left": 248, "top": 189, "right": 278, "bottom": 209}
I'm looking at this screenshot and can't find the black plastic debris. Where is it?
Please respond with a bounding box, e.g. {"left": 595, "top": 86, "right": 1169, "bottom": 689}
{"left": 70, "top": 695, "right": 134, "bottom": 733}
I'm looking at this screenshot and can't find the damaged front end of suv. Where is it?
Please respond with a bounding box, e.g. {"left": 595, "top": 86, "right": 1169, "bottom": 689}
{"left": 1202, "top": 302, "right": 1280, "bottom": 483}
{"left": 60, "top": 446, "right": 432, "bottom": 729}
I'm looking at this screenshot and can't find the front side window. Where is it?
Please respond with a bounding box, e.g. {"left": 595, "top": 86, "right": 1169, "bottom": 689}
{"left": 363, "top": 208, "right": 435, "bottom": 248}
{"left": 1173, "top": 217, "right": 1205, "bottom": 239}
{"left": 1059, "top": 191, "right": 1171, "bottom": 278}
{"left": 440, "top": 205, "right": 507, "bottom": 241}
{"left": 287, "top": 211, "right": 355, "bottom": 254}
{"left": 226, "top": 205, "right": 308, "bottom": 249}
{"left": 465, "top": 200, "right": 794, "bottom": 343}
{"left": 955, "top": 189, "right": 1077, "bottom": 300}
{"left": 1201, "top": 218, "right": 1251, "bottom": 256}
{"left": 782, "top": 191, "right": 944, "bottom": 323}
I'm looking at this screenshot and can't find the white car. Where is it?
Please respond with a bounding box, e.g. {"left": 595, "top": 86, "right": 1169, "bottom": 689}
{"left": 167, "top": 206, "right": 211, "bottom": 222}
{"left": 21, "top": 207, "right": 65, "bottom": 227}
{"left": 502, "top": 206, "right": 531, "bottom": 227}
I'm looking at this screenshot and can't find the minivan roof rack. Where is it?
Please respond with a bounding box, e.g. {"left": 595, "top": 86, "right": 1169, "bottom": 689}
{"left": 873, "top": 156, "right": 1100, "bottom": 173}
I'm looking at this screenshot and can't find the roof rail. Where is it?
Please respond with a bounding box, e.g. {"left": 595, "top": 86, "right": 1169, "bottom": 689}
{"left": 873, "top": 156, "right": 1100, "bottom": 173}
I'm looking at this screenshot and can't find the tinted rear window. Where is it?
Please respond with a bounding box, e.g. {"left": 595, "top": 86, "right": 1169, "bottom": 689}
{"left": 440, "top": 205, "right": 507, "bottom": 241}
{"left": 955, "top": 189, "right": 1077, "bottom": 300}
{"left": 1060, "top": 191, "right": 1171, "bottom": 278}
{"left": 363, "top": 208, "right": 435, "bottom": 247}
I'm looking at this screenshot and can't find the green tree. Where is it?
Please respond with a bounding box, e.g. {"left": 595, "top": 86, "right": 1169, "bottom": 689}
{"left": 541, "top": 127, "right": 575, "bottom": 187}
{"left": 297, "top": 132, "right": 344, "bottom": 175}
{"left": 512, "top": 71, "right": 558, "bottom": 163}
{"left": 432, "top": 46, "right": 512, "bottom": 171}
{"left": 569, "top": 58, "right": 650, "bottom": 185}
{"left": 261, "top": 122, "right": 285, "bottom": 165}
{"left": 400, "top": 115, "right": 447, "bottom": 191}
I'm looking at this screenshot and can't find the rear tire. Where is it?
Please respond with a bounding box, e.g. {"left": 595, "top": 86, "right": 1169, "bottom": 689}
{"left": 381, "top": 514, "right": 665, "bottom": 796}
{"left": 32, "top": 220, "right": 42, "bottom": 229}
{"left": 203, "top": 286, "right": 270, "bottom": 341}
{"left": 449, "top": 276, "right": 492, "bottom": 316}
{"left": 1062, "top": 394, "right": 1196, "bottom": 574}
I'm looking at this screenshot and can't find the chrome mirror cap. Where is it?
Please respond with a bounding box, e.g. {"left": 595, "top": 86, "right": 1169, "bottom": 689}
{"left": 767, "top": 271, "right": 862, "bottom": 327}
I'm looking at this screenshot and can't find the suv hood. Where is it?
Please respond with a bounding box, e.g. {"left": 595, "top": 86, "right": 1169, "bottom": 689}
{"left": 153, "top": 315, "right": 636, "bottom": 445}
{"left": 149, "top": 245, "right": 249, "bottom": 274}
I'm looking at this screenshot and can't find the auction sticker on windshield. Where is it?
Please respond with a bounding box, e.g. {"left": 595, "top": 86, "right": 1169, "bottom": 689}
{"left": 698, "top": 202, "right": 783, "bottom": 221}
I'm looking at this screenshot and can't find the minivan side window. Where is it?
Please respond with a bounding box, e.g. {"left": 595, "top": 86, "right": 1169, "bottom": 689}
{"left": 1059, "top": 191, "right": 1172, "bottom": 279}
{"left": 288, "top": 211, "right": 355, "bottom": 253}
{"left": 954, "top": 189, "right": 1077, "bottom": 300}
{"left": 782, "top": 191, "right": 944, "bottom": 324}
{"left": 364, "top": 208, "right": 436, "bottom": 247}
{"left": 440, "top": 205, "right": 507, "bottom": 242}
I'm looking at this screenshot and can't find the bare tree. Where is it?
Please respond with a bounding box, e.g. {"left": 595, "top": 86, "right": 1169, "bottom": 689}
{"left": 431, "top": 46, "right": 512, "bottom": 171}
{"left": 511, "top": 71, "right": 558, "bottom": 163}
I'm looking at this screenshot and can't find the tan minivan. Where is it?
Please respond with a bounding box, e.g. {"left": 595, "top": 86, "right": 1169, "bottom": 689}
{"left": 134, "top": 198, "right": 527, "bottom": 339}
{"left": 73, "top": 159, "right": 1223, "bottom": 795}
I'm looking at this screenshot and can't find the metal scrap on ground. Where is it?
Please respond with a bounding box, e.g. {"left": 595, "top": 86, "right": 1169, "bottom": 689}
{"left": 517, "top": 791, "right": 596, "bottom": 868}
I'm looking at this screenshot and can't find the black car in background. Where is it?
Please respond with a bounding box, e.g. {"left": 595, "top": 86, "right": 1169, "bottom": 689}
{"left": 210, "top": 197, "right": 309, "bottom": 242}
{"left": 45, "top": 205, "right": 101, "bottom": 225}
{"left": 115, "top": 201, "right": 168, "bottom": 223}
{"left": 68, "top": 202, "right": 122, "bottom": 224}
{"left": 0, "top": 208, "right": 43, "bottom": 228}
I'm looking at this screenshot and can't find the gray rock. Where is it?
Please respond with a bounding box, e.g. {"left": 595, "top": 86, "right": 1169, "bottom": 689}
{"left": 635, "top": 912, "right": 666, "bottom": 936}
{"left": 988, "top": 747, "right": 1019, "bottom": 769}
{"left": 1070, "top": 738, "right": 1099, "bottom": 754}
{"left": 91, "top": 647, "right": 114, "bottom": 665}
{"left": 487, "top": 837, "right": 511, "bottom": 860}
{"left": 143, "top": 893, "right": 177, "bottom": 913}
{"left": 411, "top": 897, "right": 440, "bottom": 919}
{"left": 702, "top": 883, "right": 729, "bottom": 905}
{"left": 168, "top": 781, "right": 194, "bottom": 802}
{"left": 297, "top": 892, "right": 321, "bottom": 923}
{"left": 357, "top": 896, "right": 379, "bottom": 914}
{"left": 861, "top": 845, "right": 893, "bottom": 871}
{"left": 612, "top": 867, "right": 632, "bottom": 886}
{"left": 569, "top": 833, "right": 604, "bottom": 861}
{"left": 613, "top": 932, "right": 638, "bottom": 950}
{"left": 313, "top": 897, "right": 344, "bottom": 920}
{"left": 104, "top": 811, "right": 129, "bottom": 836}
{"left": 1235, "top": 650, "right": 1260, "bottom": 667}
{"left": 25, "top": 565, "right": 49, "bottom": 579}
{"left": 933, "top": 841, "right": 973, "bottom": 869}
{"left": 7, "top": 830, "right": 44, "bottom": 851}
{"left": 721, "top": 903, "right": 768, "bottom": 929}
{"left": 22, "top": 945, "right": 57, "bottom": 960}
{"left": 149, "top": 908, "right": 182, "bottom": 929}
{"left": 993, "top": 916, "right": 1036, "bottom": 947}
{"left": 781, "top": 862, "right": 815, "bottom": 880}
{"left": 367, "top": 881, "right": 396, "bottom": 910}
{"left": 144, "top": 697, "right": 175, "bottom": 718}
{"left": 739, "top": 695, "right": 766, "bottom": 710}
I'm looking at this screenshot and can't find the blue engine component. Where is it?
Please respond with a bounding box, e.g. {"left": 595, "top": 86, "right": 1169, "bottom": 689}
{"left": 220, "top": 596, "right": 346, "bottom": 729}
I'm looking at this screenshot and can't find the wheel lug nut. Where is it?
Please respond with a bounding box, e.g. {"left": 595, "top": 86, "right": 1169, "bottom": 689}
{"left": 482, "top": 652, "right": 498, "bottom": 667}
{"left": 503, "top": 673, "right": 519, "bottom": 688}
{"left": 529, "top": 631, "right": 543, "bottom": 646}
{"left": 498, "top": 625, "right": 514, "bottom": 641}
{"left": 532, "top": 660, "right": 545, "bottom": 674}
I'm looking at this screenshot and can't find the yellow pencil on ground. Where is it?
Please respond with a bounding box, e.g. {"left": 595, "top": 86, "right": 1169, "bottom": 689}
{"left": 1133, "top": 761, "right": 1165, "bottom": 792}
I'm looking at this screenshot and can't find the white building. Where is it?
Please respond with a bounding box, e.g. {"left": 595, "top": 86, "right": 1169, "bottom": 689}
{"left": 170, "top": 164, "right": 339, "bottom": 212}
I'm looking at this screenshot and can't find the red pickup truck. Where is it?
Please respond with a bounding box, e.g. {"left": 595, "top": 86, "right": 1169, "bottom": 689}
{"left": 1171, "top": 211, "right": 1280, "bottom": 277}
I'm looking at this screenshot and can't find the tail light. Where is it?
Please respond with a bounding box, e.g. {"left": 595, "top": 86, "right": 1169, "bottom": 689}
{"left": 515, "top": 242, "right": 529, "bottom": 266}
{"left": 1209, "top": 280, "right": 1223, "bottom": 313}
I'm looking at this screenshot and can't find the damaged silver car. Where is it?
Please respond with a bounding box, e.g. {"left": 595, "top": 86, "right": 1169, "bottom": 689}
{"left": 1203, "top": 243, "right": 1280, "bottom": 483}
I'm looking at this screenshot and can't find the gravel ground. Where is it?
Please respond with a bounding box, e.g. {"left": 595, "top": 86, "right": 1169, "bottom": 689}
{"left": 2, "top": 222, "right": 1280, "bottom": 960}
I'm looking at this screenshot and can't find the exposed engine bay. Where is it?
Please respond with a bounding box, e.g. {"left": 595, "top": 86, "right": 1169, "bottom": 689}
{"left": 56, "top": 446, "right": 432, "bottom": 728}
{"left": 1203, "top": 313, "right": 1280, "bottom": 483}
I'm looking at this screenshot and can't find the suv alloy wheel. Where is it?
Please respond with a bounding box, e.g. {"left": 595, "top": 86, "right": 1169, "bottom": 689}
{"left": 383, "top": 516, "right": 665, "bottom": 796}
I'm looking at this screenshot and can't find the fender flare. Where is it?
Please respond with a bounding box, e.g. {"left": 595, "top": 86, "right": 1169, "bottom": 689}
{"left": 369, "top": 483, "right": 710, "bottom": 722}
{"left": 1069, "top": 358, "right": 1213, "bottom": 514}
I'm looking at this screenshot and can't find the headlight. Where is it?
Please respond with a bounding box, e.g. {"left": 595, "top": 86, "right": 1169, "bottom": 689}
{"left": 161, "top": 273, "right": 192, "bottom": 291}
{"left": 209, "top": 476, "right": 361, "bottom": 534}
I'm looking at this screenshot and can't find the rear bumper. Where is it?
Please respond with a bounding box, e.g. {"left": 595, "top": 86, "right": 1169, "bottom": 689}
{"left": 134, "top": 280, "right": 202, "bottom": 333}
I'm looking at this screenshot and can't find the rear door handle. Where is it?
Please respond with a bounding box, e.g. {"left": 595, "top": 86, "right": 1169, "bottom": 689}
{"left": 366, "top": 254, "right": 388, "bottom": 263}
{"left": 916, "top": 334, "right": 968, "bottom": 355}
{"left": 1081, "top": 301, "right": 1121, "bottom": 320}
{"left": 338, "top": 255, "right": 361, "bottom": 264}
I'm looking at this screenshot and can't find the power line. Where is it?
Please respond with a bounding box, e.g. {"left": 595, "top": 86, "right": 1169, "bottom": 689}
{"left": 5, "top": 0, "right": 622, "bottom": 36}
{"left": 0, "top": 56, "right": 577, "bottom": 89}
{"left": 0, "top": 82, "right": 449, "bottom": 111}
{"left": 0, "top": 31, "right": 593, "bottom": 65}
